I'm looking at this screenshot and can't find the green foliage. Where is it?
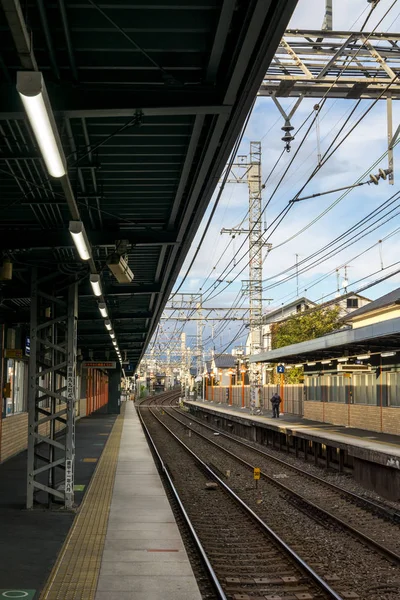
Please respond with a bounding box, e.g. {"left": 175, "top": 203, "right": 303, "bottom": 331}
{"left": 269, "top": 307, "right": 342, "bottom": 383}
{"left": 271, "top": 306, "right": 341, "bottom": 349}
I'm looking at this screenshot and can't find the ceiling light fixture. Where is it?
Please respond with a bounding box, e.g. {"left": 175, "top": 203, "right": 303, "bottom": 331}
{"left": 295, "top": 364, "right": 303, "bottom": 368}
{"left": 98, "top": 302, "right": 108, "bottom": 318}
{"left": 356, "top": 354, "right": 370, "bottom": 360}
{"left": 110, "top": 332, "right": 115, "bottom": 339}
{"left": 337, "top": 357, "right": 348, "bottom": 363}
{"left": 307, "top": 362, "right": 316, "bottom": 366}
{"left": 104, "top": 320, "right": 112, "bottom": 331}
{"left": 90, "top": 274, "right": 102, "bottom": 297}
{"left": 17, "top": 72, "right": 66, "bottom": 178}
{"left": 69, "top": 221, "right": 91, "bottom": 261}
{"left": 381, "top": 351, "right": 396, "bottom": 357}
{"left": 321, "top": 359, "right": 331, "bottom": 364}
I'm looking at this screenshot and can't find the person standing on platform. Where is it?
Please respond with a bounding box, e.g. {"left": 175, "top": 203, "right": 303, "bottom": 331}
{"left": 270, "top": 392, "right": 281, "bottom": 418}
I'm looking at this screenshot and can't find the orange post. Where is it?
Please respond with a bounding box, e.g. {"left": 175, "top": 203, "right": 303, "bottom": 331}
{"left": 280, "top": 372, "right": 284, "bottom": 415}
{"left": 229, "top": 371, "right": 233, "bottom": 406}
{"left": 241, "top": 369, "right": 245, "bottom": 408}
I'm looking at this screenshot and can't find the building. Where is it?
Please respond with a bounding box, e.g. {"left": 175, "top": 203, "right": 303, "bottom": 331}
{"left": 249, "top": 287, "right": 400, "bottom": 435}
{"left": 211, "top": 354, "right": 237, "bottom": 386}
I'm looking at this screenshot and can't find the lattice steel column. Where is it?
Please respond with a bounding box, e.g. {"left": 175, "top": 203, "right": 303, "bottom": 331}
{"left": 248, "top": 142, "right": 263, "bottom": 407}
{"left": 27, "top": 269, "right": 78, "bottom": 509}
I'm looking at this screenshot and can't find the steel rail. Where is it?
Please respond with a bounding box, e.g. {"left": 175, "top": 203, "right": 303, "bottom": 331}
{"left": 136, "top": 404, "right": 227, "bottom": 600}
{"left": 173, "top": 405, "right": 400, "bottom": 523}
{"left": 141, "top": 404, "right": 344, "bottom": 600}
{"left": 162, "top": 406, "right": 400, "bottom": 565}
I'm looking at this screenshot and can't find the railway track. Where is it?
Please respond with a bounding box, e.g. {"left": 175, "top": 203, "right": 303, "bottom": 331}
{"left": 138, "top": 392, "right": 400, "bottom": 599}
{"left": 165, "top": 404, "right": 400, "bottom": 556}
{"left": 138, "top": 400, "right": 344, "bottom": 600}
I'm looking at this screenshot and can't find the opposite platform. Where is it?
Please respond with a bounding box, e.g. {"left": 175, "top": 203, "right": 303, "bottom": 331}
{"left": 184, "top": 399, "right": 400, "bottom": 465}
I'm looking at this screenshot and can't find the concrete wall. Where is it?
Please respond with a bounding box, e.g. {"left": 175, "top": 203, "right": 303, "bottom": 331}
{"left": 304, "top": 400, "right": 400, "bottom": 434}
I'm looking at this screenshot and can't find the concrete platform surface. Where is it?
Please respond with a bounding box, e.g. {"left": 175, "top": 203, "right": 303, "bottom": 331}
{"left": 185, "top": 399, "right": 400, "bottom": 462}
{"left": 0, "top": 410, "right": 117, "bottom": 598}
{"left": 95, "top": 402, "right": 202, "bottom": 600}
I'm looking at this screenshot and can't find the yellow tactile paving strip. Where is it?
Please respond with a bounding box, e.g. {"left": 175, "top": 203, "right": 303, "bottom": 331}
{"left": 40, "top": 405, "right": 125, "bottom": 600}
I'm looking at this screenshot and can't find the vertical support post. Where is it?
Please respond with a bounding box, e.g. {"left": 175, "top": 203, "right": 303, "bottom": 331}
{"left": 27, "top": 268, "right": 38, "bottom": 510}
{"left": 27, "top": 271, "right": 77, "bottom": 509}
{"left": 280, "top": 372, "right": 284, "bottom": 415}
{"left": 65, "top": 281, "right": 78, "bottom": 510}
{"left": 229, "top": 372, "right": 232, "bottom": 406}
{"left": 339, "top": 448, "right": 344, "bottom": 473}
{"left": 241, "top": 369, "right": 245, "bottom": 408}
{"left": 387, "top": 93, "right": 394, "bottom": 185}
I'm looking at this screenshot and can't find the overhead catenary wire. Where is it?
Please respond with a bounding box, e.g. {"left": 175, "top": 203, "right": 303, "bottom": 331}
{"left": 185, "top": 1, "right": 399, "bottom": 305}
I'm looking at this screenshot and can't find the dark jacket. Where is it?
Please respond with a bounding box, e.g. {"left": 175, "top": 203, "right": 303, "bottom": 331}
{"left": 270, "top": 393, "right": 281, "bottom": 406}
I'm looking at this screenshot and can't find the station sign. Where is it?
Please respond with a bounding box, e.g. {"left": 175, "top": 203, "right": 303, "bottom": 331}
{"left": 82, "top": 361, "right": 116, "bottom": 369}
{"left": 4, "top": 349, "right": 23, "bottom": 359}
{"left": 277, "top": 365, "right": 285, "bottom": 374}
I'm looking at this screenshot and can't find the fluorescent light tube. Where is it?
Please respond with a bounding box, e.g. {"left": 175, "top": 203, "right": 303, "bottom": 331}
{"left": 112, "top": 340, "right": 117, "bottom": 346}
{"left": 337, "top": 357, "right": 348, "bottom": 363}
{"left": 104, "top": 320, "right": 112, "bottom": 331}
{"left": 307, "top": 362, "right": 316, "bottom": 366}
{"left": 17, "top": 72, "right": 66, "bottom": 178}
{"left": 69, "top": 221, "right": 91, "bottom": 261}
{"left": 381, "top": 351, "right": 396, "bottom": 357}
{"left": 98, "top": 303, "right": 108, "bottom": 318}
{"left": 110, "top": 332, "right": 115, "bottom": 339}
{"left": 356, "top": 354, "right": 370, "bottom": 360}
{"left": 90, "top": 274, "right": 102, "bottom": 297}
{"left": 295, "top": 364, "right": 303, "bottom": 368}
{"left": 321, "top": 359, "right": 331, "bottom": 364}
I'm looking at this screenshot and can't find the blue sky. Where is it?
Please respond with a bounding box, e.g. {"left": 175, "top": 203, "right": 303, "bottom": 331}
{"left": 168, "top": 0, "right": 400, "bottom": 355}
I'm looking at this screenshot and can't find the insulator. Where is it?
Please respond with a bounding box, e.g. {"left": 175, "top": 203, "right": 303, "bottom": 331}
{"left": 281, "top": 124, "right": 294, "bottom": 132}
{"left": 281, "top": 132, "right": 294, "bottom": 143}
{"left": 369, "top": 173, "right": 379, "bottom": 185}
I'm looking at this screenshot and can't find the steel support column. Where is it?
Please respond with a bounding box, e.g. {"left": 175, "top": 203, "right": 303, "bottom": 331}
{"left": 27, "top": 269, "right": 78, "bottom": 509}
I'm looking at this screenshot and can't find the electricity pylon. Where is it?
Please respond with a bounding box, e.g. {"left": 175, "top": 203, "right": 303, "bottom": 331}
{"left": 221, "top": 141, "right": 272, "bottom": 406}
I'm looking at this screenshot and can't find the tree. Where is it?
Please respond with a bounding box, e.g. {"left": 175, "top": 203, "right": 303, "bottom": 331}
{"left": 269, "top": 306, "right": 341, "bottom": 383}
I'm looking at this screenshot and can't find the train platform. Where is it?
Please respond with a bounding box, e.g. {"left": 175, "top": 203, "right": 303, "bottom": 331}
{"left": 184, "top": 399, "right": 400, "bottom": 500}
{"left": 38, "top": 401, "right": 201, "bottom": 600}
{"left": 184, "top": 399, "right": 400, "bottom": 460}
{"left": 0, "top": 409, "right": 117, "bottom": 599}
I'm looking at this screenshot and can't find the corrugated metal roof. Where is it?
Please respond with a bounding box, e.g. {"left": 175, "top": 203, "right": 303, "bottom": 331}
{"left": 0, "top": 0, "right": 297, "bottom": 369}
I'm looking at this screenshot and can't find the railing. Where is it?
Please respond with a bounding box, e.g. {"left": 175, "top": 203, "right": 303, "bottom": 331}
{"left": 204, "top": 384, "right": 304, "bottom": 416}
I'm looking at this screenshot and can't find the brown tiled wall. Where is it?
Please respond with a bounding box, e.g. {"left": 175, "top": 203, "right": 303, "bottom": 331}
{"left": 0, "top": 412, "right": 28, "bottom": 462}
{"left": 0, "top": 399, "right": 86, "bottom": 464}
{"left": 304, "top": 401, "right": 400, "bottom": 434}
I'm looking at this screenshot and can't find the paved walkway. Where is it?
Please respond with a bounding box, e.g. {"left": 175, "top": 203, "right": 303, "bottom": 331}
{"left": 94, "top": 402, "right": 201, "bottom": 600}
{"left": 41, "top": 401, "right": 201, "bottom": 600}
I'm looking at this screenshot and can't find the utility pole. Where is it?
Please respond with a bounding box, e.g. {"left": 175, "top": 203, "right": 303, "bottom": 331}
{"left": 180, "top": 332, "right": 187, "bottom": 399}
{"left": 222, "top": 142, "right": 271, "bottom": 408}
{"left": 322, "top": 0, "right": 332, "bottom": 30}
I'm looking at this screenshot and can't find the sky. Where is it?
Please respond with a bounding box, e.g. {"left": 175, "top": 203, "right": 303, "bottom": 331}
{"left": 162, "top": 0, "right": 400, "bottom": 357}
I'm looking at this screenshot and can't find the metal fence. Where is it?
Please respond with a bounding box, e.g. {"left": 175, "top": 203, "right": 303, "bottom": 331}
{"left": 205, "top": 384, "right": 304, "bottom": 416}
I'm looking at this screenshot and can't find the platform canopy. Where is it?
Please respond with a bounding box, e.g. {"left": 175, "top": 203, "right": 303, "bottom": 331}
{"left": 249, "top": 318, "right": 400, "bottom": 364}
{"left": 0, "top": 0, "right": 297, "bottom": 369}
